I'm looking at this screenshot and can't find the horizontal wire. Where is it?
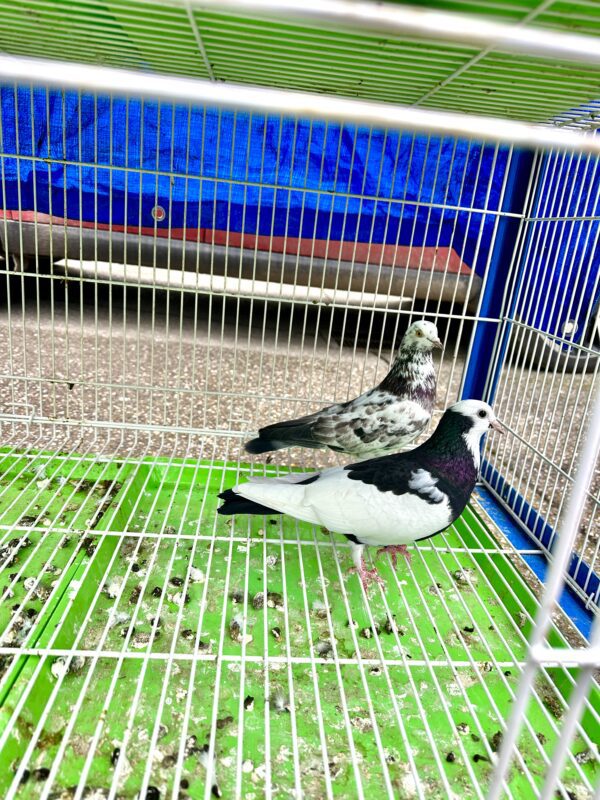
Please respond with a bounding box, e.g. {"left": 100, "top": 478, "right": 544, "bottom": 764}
{"left": 0, "top": 49, "right": 598, "bottom": 794}
{"left": 504, "top": 316, "right": 600, "bottom": 358}
{"left": 0, "top": 55, "right": 599, "bottom": 153}
{"left": 0, "top": 646, "right": 522, "bottom": 668}
{"left": 1, "top": 432, "right": 596, "bottom": 797}
{"left": 190, "top": 0, "right": 600, "bottom": 66}
{"left": 0, "top": 147, "right": 523, "bottom": 219}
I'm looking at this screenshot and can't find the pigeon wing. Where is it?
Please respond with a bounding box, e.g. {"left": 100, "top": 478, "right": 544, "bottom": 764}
{"left": 252, "top": 401, "right": 350, "bottom": 450}
{"left": 294, "top": 460, "right": 455, "bottom": 545}
{"left": 345, "top": 449, "right": 474, "bottom": 522}
{"left": 312, "top": 392, "right": 431, "bottom": 455}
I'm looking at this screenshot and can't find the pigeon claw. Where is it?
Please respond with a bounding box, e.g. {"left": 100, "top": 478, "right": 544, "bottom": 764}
{"left": 377, "top": 544, "right": 412, "bottom": 570}
{"left": 349, "top": 565, "right": 385, "bottom": 591}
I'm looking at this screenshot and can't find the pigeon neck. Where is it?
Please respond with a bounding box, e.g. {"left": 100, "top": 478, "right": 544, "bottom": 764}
{"left": 421, "top": 412, "right": 480, "bottom": 484}
{"left": 379, "top": 347, "right": 435, "bottom": 408}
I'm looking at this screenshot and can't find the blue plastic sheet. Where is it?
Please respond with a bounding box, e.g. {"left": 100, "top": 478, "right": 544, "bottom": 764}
{"left": 1, "top": 87, "right": 508, "bottom": 276}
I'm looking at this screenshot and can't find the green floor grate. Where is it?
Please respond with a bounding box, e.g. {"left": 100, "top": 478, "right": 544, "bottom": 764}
{"left": 0, "top": 450, "right": 597, "bottom": 798}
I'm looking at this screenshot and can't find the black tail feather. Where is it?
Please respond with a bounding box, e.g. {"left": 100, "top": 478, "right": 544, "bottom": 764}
{"left": 245, "top": 415, "right": 322, "bottom": 454}
{"left": 217, "top": 488, "right": 278, "bottom": 517}
{"left": 244, "top": 437, "right": 284, "bottom": 455}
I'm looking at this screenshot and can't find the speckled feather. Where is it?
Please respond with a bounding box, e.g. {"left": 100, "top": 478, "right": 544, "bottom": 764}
{"left": 245, "top": 321, "right": 439, "bottom": 458}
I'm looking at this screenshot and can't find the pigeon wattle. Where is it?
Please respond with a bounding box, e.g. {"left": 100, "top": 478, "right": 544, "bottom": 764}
{"left": 219, "top": 400, "right": 504, "bottom": 589}
{"left": 245, "top": 320, "right": 442, "bottom": 459}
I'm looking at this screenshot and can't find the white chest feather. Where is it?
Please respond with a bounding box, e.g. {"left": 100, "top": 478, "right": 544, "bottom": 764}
{"left": 462, "top": 430, "right": 481, "bottom": 471}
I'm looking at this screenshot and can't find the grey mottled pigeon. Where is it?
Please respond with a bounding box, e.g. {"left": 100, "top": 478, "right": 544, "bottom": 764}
{"left": 245, "top": 320, "right": 442, "bottom": 459}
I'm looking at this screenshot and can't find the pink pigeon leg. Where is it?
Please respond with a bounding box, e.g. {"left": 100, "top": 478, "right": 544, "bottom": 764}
{"left": 348, "top": 543, "right": 385, "bottom": 590}
{"left": 377, "top": 544, "right": 412, "bottom": 570}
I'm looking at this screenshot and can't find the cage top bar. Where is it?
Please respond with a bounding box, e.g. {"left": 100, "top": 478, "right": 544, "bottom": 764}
{"left": 1, "top": 0, "right": 599, "bottom": 124}
{"left": 194, "top": 0, "right": 600, "bottom": 66}
{"left": 0, "top": 54, "right": 599, "bottom": 155}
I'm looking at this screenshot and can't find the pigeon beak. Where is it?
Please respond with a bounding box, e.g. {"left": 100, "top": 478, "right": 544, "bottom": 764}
{"left": 490, "top": 418, "right": 505, "bottom": 434}
{"left": 431, "top": 337, "right": 443, "bottom": 349}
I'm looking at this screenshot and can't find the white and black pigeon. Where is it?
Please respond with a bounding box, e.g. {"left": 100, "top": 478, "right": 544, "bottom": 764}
{"left": 219, "top": 400, "right": 503, "bottom": 589}
{"left": 245, "top": 320, "right": 442, "bottom": 459}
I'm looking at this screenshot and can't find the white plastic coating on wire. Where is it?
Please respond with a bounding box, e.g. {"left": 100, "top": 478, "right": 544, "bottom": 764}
{"left": 0, "top": 448, "right": 145, "bottom": 790}
{"left": 410, "top": 0, "right": 556, "bottom": 110}
{"left": 39, "top": 451, "right": 186, "bottom": 800}
{"left": 0, "top": 52, "right": 598, "bottom": 800}
{"left": 486, "top": 154, "right": 591, "bottom": 512}
{"left": 193, "top": 0, "right": 600, "bottom": 66}
{"left": 507, "top": 152, "right": 598, "bottom": 510}
{"left": 486, "top": 144, "right": 600, "bottom": 605}
{"left": 488, "top": 388, "right": 600, "bottom": 800}
{"left": 0, "top": 55, "right": 599, "bottom": 155}
{"left": 0, "top": 437, "right": 597, "bottom": 797}
{"left": 539, "top": 619, "right": 599, "bottom": 800}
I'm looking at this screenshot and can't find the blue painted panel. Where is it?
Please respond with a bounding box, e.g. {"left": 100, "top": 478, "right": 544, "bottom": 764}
{"left": 461, "top": 148, "right": 535, "bottom": 402}
{"left": 476, "top": 484, "right": 594, "bottom": 640}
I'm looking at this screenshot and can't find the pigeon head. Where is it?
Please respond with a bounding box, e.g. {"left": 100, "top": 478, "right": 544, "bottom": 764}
{"left": 450, "top": 399, "right": 503, "bottom": 435}
{"left": 381, "top": 319, "right": 440, "bottom": 399}
{"left": 446, "top": 400, "right": 504, "bottom": 464}
{"left": 400, "top": 320, "right": 442, "bottom": 353}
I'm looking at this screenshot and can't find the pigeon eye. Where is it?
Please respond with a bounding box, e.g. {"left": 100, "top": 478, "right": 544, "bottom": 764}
{"left": 415, "top": 330, "right": 422, "bottom": 337}
{"left": 477, "top": 410, "right": 487, "bottom": 419}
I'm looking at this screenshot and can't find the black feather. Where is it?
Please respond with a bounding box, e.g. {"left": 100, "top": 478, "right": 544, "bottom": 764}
{"left": 217, "top": 488, "right": 278, "bottom": 516}
{"left": 244, "top": 414, "right": 324, "bottom": 454}
{"left": 244, "top": 437, "right": 284, "bottom": 455}
{"left": 218, "top": 474, "right": 320, "bottom": 516}
{"left": 344, "top": 408, "right": 478, "bottom": 518}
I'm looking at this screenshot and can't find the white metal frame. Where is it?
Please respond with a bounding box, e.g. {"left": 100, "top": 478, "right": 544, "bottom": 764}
{"left": 0, "top": 55, "right": 598, "bottom": 155}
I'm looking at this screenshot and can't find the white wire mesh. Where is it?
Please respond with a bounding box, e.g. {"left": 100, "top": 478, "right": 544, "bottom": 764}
{"left": 0, "top": 4, "right": 598, "bottom": 798}
{"left": 484, "top": 144, "right": 600, "bottom": 607}
{"left": 1, "top": 0, "right": 600, "bottom": 125}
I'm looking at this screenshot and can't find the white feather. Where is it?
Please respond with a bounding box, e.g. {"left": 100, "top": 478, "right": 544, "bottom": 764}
{"left": 408, "top": 469, "right": 445, "bottom": 503}
{"left": 462, "top": 429, "right": 481, "bottom": 471}
{"left": 247, "top": 471, "right": 319, "bottom": 485}
{"left": 235, "top": 468, "right": 452, "bottom": 547}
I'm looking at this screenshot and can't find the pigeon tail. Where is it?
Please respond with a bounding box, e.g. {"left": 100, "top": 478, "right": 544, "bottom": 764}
{"left": 217, "top": 488, "right": 278, "bottom": 516}
{"left": 244, "top": 436, "right": 287, "bottom": 455}
{"left": 245, "top": 416, "right": 323, "bottom": 453}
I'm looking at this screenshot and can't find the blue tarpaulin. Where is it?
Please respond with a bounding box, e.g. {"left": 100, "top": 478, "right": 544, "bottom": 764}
{"left": 0, "top": 87, "right": 508, "bottom": 275}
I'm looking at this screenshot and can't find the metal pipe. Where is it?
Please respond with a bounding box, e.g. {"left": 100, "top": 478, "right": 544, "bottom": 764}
{"left": 193, "top": 0, "right": 600, "bottom": 66}
{"left": 0, "top": 54, "right": 599, "bottom": 154}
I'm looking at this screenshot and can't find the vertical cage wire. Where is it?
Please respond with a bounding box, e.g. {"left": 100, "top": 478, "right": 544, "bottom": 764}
{"left": 0, "top": 66, "right": 597, "bottom": 800}
{"left": 483, "top": 140, "right": 600, "bottom": 611}
{"left": 488, "top": 387, "right": 600, "bottom": 800}
{"left": 0, "top": 84, "right": 519, "bottom": 459}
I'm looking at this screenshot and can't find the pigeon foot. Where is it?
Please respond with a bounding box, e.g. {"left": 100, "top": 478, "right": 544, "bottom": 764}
{"left": 377, "top": 544, "right": 412, "bottom": 569}
{"left": 349, "top": 563, "right": 385, "bottom": 591}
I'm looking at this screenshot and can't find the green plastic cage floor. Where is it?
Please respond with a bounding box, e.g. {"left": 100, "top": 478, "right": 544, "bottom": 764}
{"left": 0, "top": 449, "right": 597, "bottom": 799}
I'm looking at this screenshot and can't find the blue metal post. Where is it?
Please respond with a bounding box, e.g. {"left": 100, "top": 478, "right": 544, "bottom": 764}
{"left": 464, "top": 148, "right": 600, "bottom": 621}
{"left": 461, "top": 147, "right": 537, "bottom": 401}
